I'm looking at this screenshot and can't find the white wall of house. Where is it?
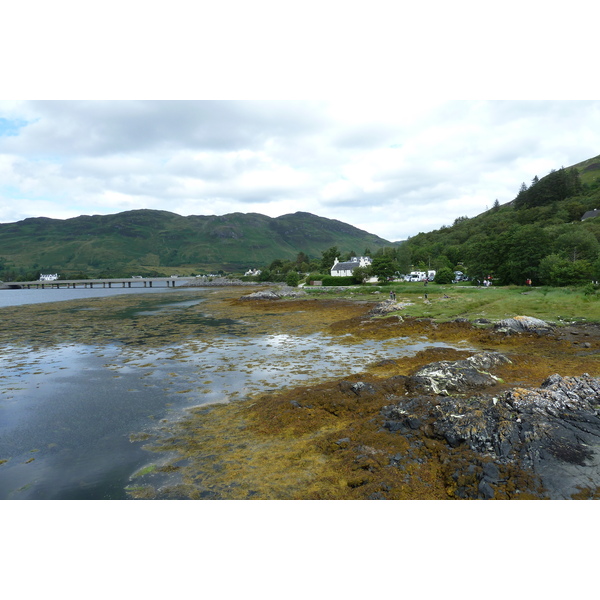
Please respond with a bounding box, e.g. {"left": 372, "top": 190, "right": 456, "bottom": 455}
{"left": 330, "top": 256, "right": 372, "bottom": 277}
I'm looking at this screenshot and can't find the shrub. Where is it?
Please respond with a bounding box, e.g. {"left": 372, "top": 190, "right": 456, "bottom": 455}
{"left": 434, "top": 267, "right": 454, "bottom": 284}
{"left": 322, "top": 276, "right": 355, "bottom": 286}
{"left": 286, "top": 271, "right": 300, "bottom": 287}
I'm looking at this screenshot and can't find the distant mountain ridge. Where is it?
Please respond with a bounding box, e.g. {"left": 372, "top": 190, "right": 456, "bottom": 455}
{"left": 0, "top": 209, "right": 393, "bottom": 276}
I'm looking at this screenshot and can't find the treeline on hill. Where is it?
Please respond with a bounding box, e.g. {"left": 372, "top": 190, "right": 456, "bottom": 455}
{"left": 258, "top": 160, "right": 600, "bottom": 288}
{"left": 403, "top": 165, "right": 600, "bottom": 287}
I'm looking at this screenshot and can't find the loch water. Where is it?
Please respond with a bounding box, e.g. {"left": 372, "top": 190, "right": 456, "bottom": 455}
{"left": 0, "top": 287, "right": 469, "bottom": 499}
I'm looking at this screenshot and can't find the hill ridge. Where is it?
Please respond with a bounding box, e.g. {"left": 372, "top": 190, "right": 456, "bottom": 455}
{"left": 0, "top": 209, "right": 392, "bottom": 278}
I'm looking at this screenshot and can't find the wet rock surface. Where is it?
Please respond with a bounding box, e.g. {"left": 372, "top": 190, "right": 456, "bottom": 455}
{"left": 408, "top": 351, "right": 510, "bottom": 395}
{"left": 382, "top": 366, "right": 600, "bottom": 499}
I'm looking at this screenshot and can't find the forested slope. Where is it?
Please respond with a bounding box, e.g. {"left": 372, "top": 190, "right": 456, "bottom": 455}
{"left": 397, "top": 155, "right": 600, "bottom": 286}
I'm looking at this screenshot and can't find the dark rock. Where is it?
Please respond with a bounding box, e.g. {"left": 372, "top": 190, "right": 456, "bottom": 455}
{"left": 455, "top": 487, "right": 468, "bottom": 499}
{"left": 482, "top": 462, "right": 500, "bottom": 482}
{"left": 368, "top": 492, "right": 387, "bottom": 500}
{"left": 478, "top": 479, "right": 495, "bottom": 499}
{"left": 383, "top": 370, "right": 600, "bottom": 499}
{"left": 349, "top": 381, "right": 377, "bottom": 396}
{"left": 335, "top": 437, "right": 351, "bottom": 447}
{"left": 407, "top": 417, "right": 422, "bottom": 430}
{"left": 407, "top": 352, "right": 510, "bottom": 395}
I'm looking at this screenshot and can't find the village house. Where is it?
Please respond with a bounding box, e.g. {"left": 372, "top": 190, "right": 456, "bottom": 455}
{"left": 330, "top": 256, "right": 372, "bottom": 277}
{"left": 582, "top": 209, "right": 600, "bottom": 221}
{"left": 39, "top": 273, "right": 59, "bottom": 281}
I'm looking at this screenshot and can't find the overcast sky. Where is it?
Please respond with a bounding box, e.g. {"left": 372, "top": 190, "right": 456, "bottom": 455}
{"left": 2, "top": 2, "right": 600, "bottom": 243}
{"left": 2, "top": 100, "right": 599, "bottom": 242}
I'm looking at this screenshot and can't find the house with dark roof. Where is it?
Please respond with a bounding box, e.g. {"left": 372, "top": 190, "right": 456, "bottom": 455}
{"left": 582, "top": 209, "right": 600, "bottom": 221}
{"left": 330, "top": 256, "right": 372, "bottom": 277}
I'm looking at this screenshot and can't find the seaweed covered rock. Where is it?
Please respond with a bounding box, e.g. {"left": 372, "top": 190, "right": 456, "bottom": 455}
{"left": 407, "top": 351, "right": 510, "bottom": 395}
{"left": 367, "top": 300, "right": 409, "bottom": 317}
{"left": 238, "top": 287, "right": 307, "bottom": 300}
{"left": 382, "top": 371, "right": 600, "bottom": 499}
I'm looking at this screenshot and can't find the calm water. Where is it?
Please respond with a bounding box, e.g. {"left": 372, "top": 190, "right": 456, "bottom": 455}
{"left": 0, "top": 288, "right": 471, "bottom": 499}
{"left": 0, "top": 282, "right": 191, "bottom": 308}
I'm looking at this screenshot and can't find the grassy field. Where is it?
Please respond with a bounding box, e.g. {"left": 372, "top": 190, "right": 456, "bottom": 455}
{"left": 304, "top": 282, "right": 600, "bottom": 324}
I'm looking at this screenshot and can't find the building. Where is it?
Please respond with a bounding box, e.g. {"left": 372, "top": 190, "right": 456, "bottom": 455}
{"left": 582, "top": 209, "right": 600, "bottom": 221}
{"left": 39, "top": 274, "right": 59, "bottom": 281}
{"left": 330, "top": 256, "right": 372, "bottom": 277}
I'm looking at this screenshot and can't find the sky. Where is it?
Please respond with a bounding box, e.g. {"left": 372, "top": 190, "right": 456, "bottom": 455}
{"left": 1, "top": 99, "right": 599, "bottom": 242}
{"left": 1, "top": 3, "right": 599, "bottom": 245}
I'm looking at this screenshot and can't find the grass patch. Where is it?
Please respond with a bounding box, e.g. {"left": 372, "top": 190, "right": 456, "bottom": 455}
{"left": 337, "top": 284, "right": 600, "bottom": 323}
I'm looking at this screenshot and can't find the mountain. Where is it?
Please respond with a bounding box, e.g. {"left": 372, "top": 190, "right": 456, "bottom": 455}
{"left": 0, "top": 209, "right": 392, "bottom": 277}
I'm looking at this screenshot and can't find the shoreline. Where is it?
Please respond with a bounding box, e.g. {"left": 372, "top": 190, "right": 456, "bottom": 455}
{"left": 131, "top": 295, "right": 600, "bottom": 500}
{"left": 3, "top": 286, "right": 600, "bottom": 500}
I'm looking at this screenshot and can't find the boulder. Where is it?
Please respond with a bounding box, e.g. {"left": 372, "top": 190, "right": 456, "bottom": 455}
{"left": 367, "top": 300, "right": 408, "bottom": 317}
{"left": 407, "top": 351, "right": 510, "bottom": 395}
{"left": 494, "top": 315, "right": 554, "bottom": 335}
{"left": 238, "top": 290, "right": 281, "bottom": 300}
{"left": 238, "top": 286, "right": 307, "bottom": 301}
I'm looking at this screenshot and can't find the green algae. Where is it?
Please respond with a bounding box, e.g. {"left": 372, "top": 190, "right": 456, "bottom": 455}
{"left": 131, "top": 464, "right": 158, "bottom": 479}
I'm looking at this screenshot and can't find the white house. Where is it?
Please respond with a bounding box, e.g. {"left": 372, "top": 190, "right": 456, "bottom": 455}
{"left": 39, "top": 273, "right": 59, "bottom": 281}
{"left": 330, "top": 256, "right": 372, "bottom": 277}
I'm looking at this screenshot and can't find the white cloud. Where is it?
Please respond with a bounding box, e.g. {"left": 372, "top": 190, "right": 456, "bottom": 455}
{"left": 1, "top": 100, "right": 600, "bottom": 241}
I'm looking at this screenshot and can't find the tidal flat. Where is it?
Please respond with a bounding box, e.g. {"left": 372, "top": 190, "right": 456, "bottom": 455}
{"left": 2, "top": 285, "right": 600, "bottom": 499}
{"left": 0, "top": 287, "right": 469, "bottom": 499}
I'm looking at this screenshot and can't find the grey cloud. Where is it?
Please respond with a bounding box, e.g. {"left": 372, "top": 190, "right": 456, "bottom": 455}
{"left": 0, "top": 100, "right": 330, "bottom": 158}
{"left": 2, "top": 100, "right": 600, "bottom": 239}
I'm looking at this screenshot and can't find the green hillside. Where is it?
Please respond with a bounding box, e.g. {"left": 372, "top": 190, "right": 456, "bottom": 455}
{"left": 396, "top": 153, "right": 600, "bottom": 286}
{"left": 0, "top": 210, "right": 392, "bottom": 279}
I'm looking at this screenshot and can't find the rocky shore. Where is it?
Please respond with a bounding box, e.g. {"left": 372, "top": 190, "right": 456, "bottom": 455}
{"left": 382, "top": 358, "right": 600, "bottom": 499}
{"left": 135, "top": 298, "right": 600, "bottom": 500}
